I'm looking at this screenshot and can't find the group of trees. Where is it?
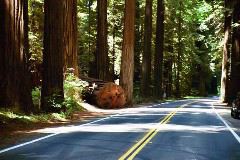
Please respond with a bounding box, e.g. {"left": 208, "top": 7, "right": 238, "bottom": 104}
{"left": 0, "top": 0, "right": 80, "bottom": 112}
{"left": 0, "top": 0, "right": 33, "bottom": 113}
{"left": 0, "top": 0, "right": 138, "bottom": 112}
{"left": 0, "top": 0, "right": 239, "bottom": 113}
{"left": 220, "top": 0, "right": 240, "bottom": 103}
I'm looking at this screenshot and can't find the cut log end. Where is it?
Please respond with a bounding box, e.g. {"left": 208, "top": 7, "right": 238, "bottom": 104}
{"left": 96, "top": 83, "right": 126, "bottom": 109}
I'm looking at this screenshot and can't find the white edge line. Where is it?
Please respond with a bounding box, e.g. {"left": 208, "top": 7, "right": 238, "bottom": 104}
{"left": 212, "top": 103, "right": 240, "bottom": 144}
{"left": 0, "top": 133, "right": 59, "bottom": 154}
{"left": 0, "top": 115, "right": 113, "bottom": 154}
{"left": 0, "top": 99, "right": 197, "bottom": 154}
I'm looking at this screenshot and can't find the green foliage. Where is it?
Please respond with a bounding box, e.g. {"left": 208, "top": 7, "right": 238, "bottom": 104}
{"left": 32, "top": 87, "right": 41, "bottom": 107}
{"left": 43, "top": 72, "right": 88, "bottom": 116}
{"left": 77, "top": 0, "right": 97, "bottom": 75}
{"left": 26, "top": 0, "right": 224, "bottom": 103}
{"left": 0, "top": 108, "right": 67, "bottom": 124}
{"left": 108, "top": 0, "right": 125, "bottom": 75}
{"left": 31, "top": 70, "right": 88, "bottom": 116}
{"left": 47, "top": 94, "right": 63, "bottom": 109}
{"left": 0, "top": 110, "right": 33, "bottom": 123}
{"left": 163, "top": 0, "right": 224, "bottom": 97}
{"left": 63, "top": 70, "right": 88, "bottom": 116}
{"left": 28, "top": 0, "right": 44, "bottom": 71}
{"left": 77, "top": 0, "right": 125, "bottom": 76}
{"left": 133, "top": 82, "right": 142, "bottom": 104}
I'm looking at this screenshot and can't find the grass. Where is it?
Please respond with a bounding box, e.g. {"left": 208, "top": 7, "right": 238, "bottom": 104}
{"left": 0, "top": 108, "right": 68, "bottom": 126}
{"left": 0, "top": 108, "right": 74, "bottom": 149}
{"left": 0, "top": 105, "right": 110, "bottom": 149}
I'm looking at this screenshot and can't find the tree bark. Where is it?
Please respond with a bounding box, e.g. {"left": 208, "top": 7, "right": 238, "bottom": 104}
{"left": 96, "top": 0, "right": 109, "bottom": 81}
{"left": 199, "top": 68, "right": 206, "bottom": 96}
{"left": 87, "top": 0, "right": 97, "bottom": 78}
{"left": 230, "top": 2, "right": 240, "bottom": 101}
{"left": 0, "top": 0, "right": 33, "bottom": 112}
{"left": 134, "top": 0, "right": 142, "bottom": 82}
{"left": 220, "top": 0, "right": 232, "bottom": 102}
{"left": 154, "top": 0, "right": 164, "bottom": 98}
{"left": 176, "top": 0, "right": 183, "bottom": 98}
{"left": 141, "top": 0, "right": 153, "bottom": 97}
{"left": 167, "top": 59, "right": 173, "bottom": 97}
{"left": 110, "top": 24, "right": 116, "bottom": 81}
{"left": 120, "top": 0, "right": 136, "bottom": 106}
{"left": 63, "top": 0, "right": 79, "bottom": 76}
{"left": 41, "top": 0, "right": 66, "bottom": 112}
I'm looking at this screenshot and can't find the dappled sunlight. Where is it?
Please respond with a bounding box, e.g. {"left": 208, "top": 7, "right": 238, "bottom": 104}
{"left": 30, "top": 120, "right": 228, "bottom": 135}
{"left": 2, "top": 99, "right": 239, "bottom": 160}
{"left": 30, "top": 106, "right": 228, "bottom": 135}
{"left": 159, "top": 124, "right": 227, "bottom": 134}
{"left": 30, "top": 101, "right": 226, "bottom": 135}
{"left": 31, "top": 123, "right": 155, "bottom": 134}
{"left": 120, "top": 107, "right": 216, "bottom": 115}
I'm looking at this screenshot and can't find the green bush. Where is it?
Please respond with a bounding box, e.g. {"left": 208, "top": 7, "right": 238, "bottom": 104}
{"left": 63, "top": 70, "right": 88, "bottom": 116}
{"left": 32, "top": 87, "right": 41, "bottom": 110}
{"left": 31, "top": 70, "right": 88, "bottom": 116}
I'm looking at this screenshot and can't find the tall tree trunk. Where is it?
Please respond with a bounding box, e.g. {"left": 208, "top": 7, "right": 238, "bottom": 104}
{"left": 230, "top": 2, "right": 240, "bottom": 101}
{"left": 220, "top": 0, "right": 232, "bottom": 102}
{"left": 154, "top": 0, "right": 164, "bottom": 98}
{"left": 87, "top": 0, "right": 96, "bottom": 78}
{"left": 0, "top": 0, "right": 33, "bottom": 112}
{"left": 141, "top": 0, "right": 153, "bottom": 97}
{"left": 41, "top": 0, "right": 66, "bottom": 112}
{"left": 176, "top": 0, "right": 183, "bottom": 98}
{"left": 63, "top": 0, "right": 78, "bottom": 76}
{"left": 165, "top": 12, "right": 175, "bottom": 98}
{"left": 167, "top": 59, "right": 173, "bottom": 97}
{"left": 109, "top": 2, "right": 117, "bottom": 81}
{"left": 96, "top": 0, "right": 109, "bottom": 81}
{"left": 134, "top": 0, "right": 142, "bottom": 82}
{"left": 110, "top": 24, "right": 116, "bottom": 81}
{"left": 120, "top": 0, "right": 136, "bottom": 106}
{"left": 164, "top": 50, "right": 173, "bottom": 98}
{"left": 199, "top": 69, "right": 206, "bottom": 96}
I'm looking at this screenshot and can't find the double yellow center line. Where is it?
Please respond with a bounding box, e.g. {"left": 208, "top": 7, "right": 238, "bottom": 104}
{"left": 119, "top": 101, "right": 196, "bottom": 160}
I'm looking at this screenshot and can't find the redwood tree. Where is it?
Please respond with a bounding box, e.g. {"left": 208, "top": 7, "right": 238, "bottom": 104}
{"left": 0, "top": 0, "right": 33, "bottom": 112}
{"left": 134, "top": 0, "right": 142, "bottom": 82}
{"left": 220, "top": 0, "right": 232, "bottom": 102}
{"left": 96, "top": 0, "right": 109, "bottom": 81}
{"left": 175, "top": 0, "right": 183, "bottom": 98}
{"left": 141, "top": 0, "right": 153, "bottom": 97}
{"left": 63, "top": 0, "right": 78, "bottom": 76}
{"left": 229, "top": 1, "right": 240, "bottom": 101}
{"left": 154, "top": 0, "right": 165, "bottom": 98}
{"left": 41, "top": 0, "right": 66, "bottom": 112}
{"left": 120, "top": 0, "right": 136, "bottom": 105}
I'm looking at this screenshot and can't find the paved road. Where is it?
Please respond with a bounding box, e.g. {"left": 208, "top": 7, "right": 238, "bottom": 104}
{"left": 1, "top": 98, "right": 240, "bottom": 160}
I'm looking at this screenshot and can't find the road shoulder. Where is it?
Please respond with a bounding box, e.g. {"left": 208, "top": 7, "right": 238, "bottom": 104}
{"left": 213, "top": 102, "right": 240, "bottom": 135}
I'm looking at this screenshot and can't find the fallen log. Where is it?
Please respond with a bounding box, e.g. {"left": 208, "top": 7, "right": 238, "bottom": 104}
{"left": 81, "top": 76, "right": 126, "bottom": 109}
{"left": 96, "top": 82, "right": 126, "bottom": 108}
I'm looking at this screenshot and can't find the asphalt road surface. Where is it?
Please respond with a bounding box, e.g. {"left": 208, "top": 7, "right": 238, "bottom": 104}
{"left": 1, "top": 98, "right": 240, "bottom": 160}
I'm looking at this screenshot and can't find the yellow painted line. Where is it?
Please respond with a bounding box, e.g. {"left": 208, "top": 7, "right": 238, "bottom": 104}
{"left": 118, "top": 128, "right": 156, "bottom": 160}
{"left": 127, "top": 112, "right": 176, "bottom": 160}
{"left": 119, "top": 111, "right": 175, "bottom": 160}
{"left": 118, "top": 112, "right": 173, "bottom": 160}
{"left": 119, "top": 101, "right": 197, "bottom": 160}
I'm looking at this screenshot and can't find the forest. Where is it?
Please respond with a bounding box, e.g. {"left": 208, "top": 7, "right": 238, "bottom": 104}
{"left": 0, "top": 0, "right": 240, "bottom": 116}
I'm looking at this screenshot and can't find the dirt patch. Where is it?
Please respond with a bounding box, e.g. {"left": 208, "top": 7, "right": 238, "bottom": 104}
{"left": 0, "top": 111, "right": 108, "bottom": 149}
